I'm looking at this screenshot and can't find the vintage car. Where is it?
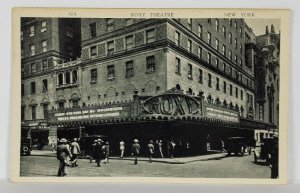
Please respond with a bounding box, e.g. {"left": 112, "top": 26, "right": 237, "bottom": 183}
{"left": 20, "top": 137, "right": 32, "bottom": 156}
{"left": 253, "top": 138, "right": 274, "bottom": 163}
{"left": 225, "top": 137, "right": 250, "bottom": 156}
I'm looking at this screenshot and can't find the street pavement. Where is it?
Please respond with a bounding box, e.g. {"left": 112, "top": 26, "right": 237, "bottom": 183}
{"left": 20, "top": 154, "right": 271, "bottom": 178}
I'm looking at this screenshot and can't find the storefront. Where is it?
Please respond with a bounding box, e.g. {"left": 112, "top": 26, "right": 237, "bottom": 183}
{"left": 47, "top": 89, "right": 271, "bottom": 156}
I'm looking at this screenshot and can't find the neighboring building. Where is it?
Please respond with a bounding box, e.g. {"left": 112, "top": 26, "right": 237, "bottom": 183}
{"left": 21, "top": 18, "right": 276, "bottom": 154}
{"left": 254, "top": 25, "right": 280, "bottom": 143}
{"left": 21, "top": 18, "right": 81, "bottom": 145}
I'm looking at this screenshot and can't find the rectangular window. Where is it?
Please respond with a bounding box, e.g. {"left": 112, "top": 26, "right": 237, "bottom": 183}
{"left": 146, "top": 55, "right": 156, "bottom": 73}
{"left": 107, "top": 41, "right": 114, "bottom": 54}
{"left": 215, "top": 39, "right": 219, "bottom": 50}
{"left": 222, "top": 45, "right": 226, "bottom": 56}
{"left": 229, "top": 32, "right": 232, "bottom": 44}
{"left": 208, "top": 73, "right": 212, "bottom": 87}
{"left": 240, "top": 59, "right": 242, "bottom": 67}
{"left": 229, "top": 19, "right": 232, "bottom": 26}
{"left": 21, "top": 106, "right": 25, "bottom": 121}
{"left": 126, "top": 60, "right": 134, "bottom": 77}
{"left": 72, "top": 100, "right": 79, "bottom": 108}
{"left": 31, "top": 106, "right": 36, "bottom": 120}
{"left": 30, "top": 44, "right": 35, "bottom": 56}
{"left": 198, "top": 47, "right": 202, "bottom": 58}
{"left": 199, "top": 69, "right": 203, "bottom": 83}
{"left": 236, "top": 87, "right": 238, "bottom": 98}
{"left": 91, "top": 69, "right": 97, "bottom": 83}
{"left": 21, "top": 84, "right": 24, "bottom": 96}
{"left": 187, "top": 18, "right": 192, "bottom": 30}
{"left": 90, "top": 22, "right": 96, "bottom": 37}
{"left": 207, "top": 53, "right": 211, "bottom": 64}
{"left": 30, "top": 26, "right": 35, "bottom": 36}
{"left": 42, "top": 40, "right": 47, "bottom": 52}
{"left": 229, "top": 67, "right": 232, "bottom": 76}
{"left": 175, "top": 57, "right": 181, "bottom": 75}
{"left": 240, "top": 27, "right": 243, "bottom": 37}
{"left": 241, "top": 90, "right": 244, "bottom": 100}
{"left": 42, "top": 79, "right": 48, "bottom": 92}
{"left": 234, "top": 55, "right": 237, "bottom": 64}
{"left": 198, "top": 25, "right": 202, "bottom": 38}
{"left": 175, "top": 31, "right": 180, "bottom": 45}
{"left": 240, "top": 44, "right": 243, "bottom": 53}
{"left": 188, "top": 63, "right": 193, "bottom": 79}
{"left": 42, "top": 59, "right": 48, "bottom": 70}
{"left": 90, "top": 46, "right": 97, "bottom": 56}
{"left": 223, "top": 81, "right": 227, "bottom": 93}
{"left": 107, "top": 65, "right": 115, "bottom": 79}
{"left": 58, "top": 102, "right": 64, "bottom": 109}
{"left": 31, "top": 82, "right": 36, "bottom": 94}
{"left": 235, "top": 38, "right": 238, "bottom": 49}
{"left": 207, "top": 32, "right": 211, "bottom": 44}
{"left": 106, "top": 18, "right": 114, "bottom": 31}
{"left": 234, "top": 21, "right": 237, "bottom": 29}
{"left": 31, "top": 63, "right": 36, "bottom": 73}
{"left": 215, "top": 19, "right": 219, "bottom": 31}
{"left": 222, "top": 26, "right": 226, "bottom": 38}
{"left": 229, "top": 50, "right": 232, "bottom": 61}
{"left": 43, "top": 104, "right": 48, "bottom": 119}
{"left": 223, "top": 63, "right": 226, "bottom": 72}
{"left": 230, "top": 84, "right": 233, "bottom": 96}
{"left": 187, "top": 39, "right": 192, "bottom": 52}
{"left": 125, "top": 35, "right": 134, "bottom": 49}
{"left": 215, "top": 58, "right": 219, "bottom": 68}
{"left": 41, "top": 21, "right": 47, "bottom": 32}
{"left": 216, "top": 77, "right": 220, "bottom": 91}
{"left": 146, "top": 28, "right": 155, "bottom": 43}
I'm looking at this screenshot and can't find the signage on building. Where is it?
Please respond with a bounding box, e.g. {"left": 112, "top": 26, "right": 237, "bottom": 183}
{"left": 205, "top": 106, "right": 239, "bottom": 123}
{"left": 48, "top": 105, "right": 131, "bottom": 123}
{"left": 142, "top": 93, "right": 200, "bottom": 116}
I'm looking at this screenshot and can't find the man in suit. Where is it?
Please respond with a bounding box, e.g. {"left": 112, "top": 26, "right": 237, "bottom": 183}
{"left": 57, "top": 138, "right": 72, "bottom": 177}
{"left": 132, "top": 139, "right": 141, "bottom": 165}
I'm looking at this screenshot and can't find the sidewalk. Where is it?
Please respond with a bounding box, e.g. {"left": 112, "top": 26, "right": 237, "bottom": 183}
{"left": 30, "top": 150, "right": 227, "bottom": 164}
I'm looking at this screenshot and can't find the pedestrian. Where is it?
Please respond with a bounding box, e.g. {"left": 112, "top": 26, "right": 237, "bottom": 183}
{"left": 220, "top": 139, "right": 226, "bottom": 153}
{"left": 94, "top": 139, "right": 104, "bottom": 167}
{"left": 158, "top": 140, "right": 164, "bottom": 158}
{"left": 51, "top": 140, "right": 56, "bottom": 152}
{"left": 70, "top": 138, "right": 81, "bottom": 167}
{"left": 90, "top": 139, "right": 97, "bottom": 163}
{"left": 120, "top": 140, "right": 125, "bottom": 158}
{"left": 132, "top": 139, "right": 141, "bottom": 165}
{"left": 56, "top": 138, "right": 72, "bottom": 177}
{"left": 103, "top": 142, "right": 110, "bottom": 163}
{"left": 169, "top": 140, "right": 176, "bottom": 159}
{"left": 148, "top": 140, "right": 155, "bottom": 163}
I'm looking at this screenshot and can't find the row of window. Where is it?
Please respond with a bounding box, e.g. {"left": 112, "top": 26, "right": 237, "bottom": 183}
{"left": 57, "top": 70, "right": 78, "bottom": 86}
{"left": 24, "top": 40, "right": 48, "bottom": 57}
{"left": 22, "top": 79, "right": 48, "bottom": 96}
{"left": 27, "top": 58, "right": 50, "bottom": 74}
{"left": 90, "top": 55, "right": 155, "bottom": 82}
{"left": 21, "top": 21, "right": 47, "bottom": 40}
{"left": 90, "top": 28, "right": 155, "bottom": 57}
{"left": 89, "top": 19, "right": 134, "bottom": 38}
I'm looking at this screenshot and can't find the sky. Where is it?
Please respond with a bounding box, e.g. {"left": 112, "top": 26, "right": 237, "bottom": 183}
{"left": 245, "top": 19, "right": 281, "bottom": 36}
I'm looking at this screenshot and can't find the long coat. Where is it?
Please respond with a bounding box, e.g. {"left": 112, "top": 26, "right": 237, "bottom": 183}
{"left": 57, "top": 144, "right": 72, "bottom": 161}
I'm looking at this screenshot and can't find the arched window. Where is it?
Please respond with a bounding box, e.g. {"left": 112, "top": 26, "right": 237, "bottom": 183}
{"left": 207, "top": 95, "right": 212, "bottom": 104}
{"left": 215, "top": 98, "right": 220, "bottom": 105}
{"left": 58, "top": 73, "right": 63, "bottom": 85}
{"left": 223, "top": 100, "right": 228, "bottom": 108}
{"left": 65, "top": 72, "right": 70, "bottom": 84}
{"left": 176, "top": 84, "right": 181, "bottom": 91}
{"left": 72, "top": 70, "right": 77, "bottom": 83}
{"left": 229, "top": 102, "right": 234, "bottom": 110}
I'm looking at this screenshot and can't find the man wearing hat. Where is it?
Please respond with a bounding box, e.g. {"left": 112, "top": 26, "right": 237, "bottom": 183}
{"left": 94, "top": 139, "right": 104, "bottom": 167}
{"left": 148, "top": 140, "right": 155, "bottom": 163}
{"left": 90, "top": 139, "right": 97, "bottom": 163}
{"left": 70, "top": 138, "right": 81, "bottom": 167}
{"left": 56, "top": 138, "right": 72, "bottom": 177}
{"left": 132, "top": 139, "right": 141, "bottom": 165}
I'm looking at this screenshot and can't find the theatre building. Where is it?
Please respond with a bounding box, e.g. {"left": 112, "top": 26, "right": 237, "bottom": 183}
{"left": 22, "top": 18, "right": 277, "bottom": 155}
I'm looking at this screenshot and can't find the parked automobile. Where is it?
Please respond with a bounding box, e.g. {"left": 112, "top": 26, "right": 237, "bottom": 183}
{"left": 20, "top": 137, "right": 32, "bottom": 156}
{"left": 253, "top": 138, "right": 274, "bottom": 163}
{"left": 225, "top": 137, "right": 250, "bottom": 156}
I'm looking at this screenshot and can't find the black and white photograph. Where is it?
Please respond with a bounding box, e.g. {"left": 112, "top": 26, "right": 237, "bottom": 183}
{"left": 12, "top": 8, "right": 289, "bottom": 183}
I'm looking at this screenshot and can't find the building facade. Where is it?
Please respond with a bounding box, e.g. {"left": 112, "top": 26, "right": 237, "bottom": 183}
{"left": 21, "top": 18, "right": 277, "bottom": 154}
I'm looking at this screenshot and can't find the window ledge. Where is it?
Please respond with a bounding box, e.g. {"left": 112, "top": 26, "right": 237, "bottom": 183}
{"left": 90, "top": 81, "right": 97, "bottom": 84}
{"left": 125, "top": 75, "right": 134, "bottom": 78}
{"left": 146, "top": 70, "right": 155, "bottom": 74}
{"left": 175, "top": 72, "right": 181, "bottom": 76}
{"left": 107, "top": 77, "right": 115, "bottom": 81}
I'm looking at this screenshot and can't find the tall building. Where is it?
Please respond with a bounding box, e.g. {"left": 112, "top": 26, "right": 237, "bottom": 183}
{"left": 21, "top": 18, "right": 81, "bottom": 144}
{"left": 254, "top": 24, "right": 280, "bottom": 142}
{"left": 21, "top": 18, "right": 276, "bottom": 154}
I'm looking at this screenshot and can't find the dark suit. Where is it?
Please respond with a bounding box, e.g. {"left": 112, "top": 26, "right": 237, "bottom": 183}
{"left": 57, "top": 144, "right": 72, "bottom": 176}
